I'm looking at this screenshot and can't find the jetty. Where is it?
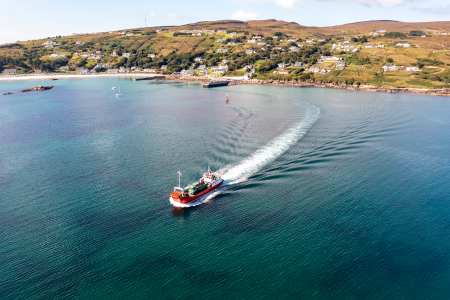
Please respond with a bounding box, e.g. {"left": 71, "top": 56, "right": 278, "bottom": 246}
{"left": 203, "top": 81, "right": 230, "bottom": 88}
{"left": 133, "top": 75, "right": 166, "bottom": 81}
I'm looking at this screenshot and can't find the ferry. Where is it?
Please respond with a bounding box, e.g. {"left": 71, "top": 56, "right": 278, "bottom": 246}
{"left": 170, "top": 168, "right": 224, "bottom": 205}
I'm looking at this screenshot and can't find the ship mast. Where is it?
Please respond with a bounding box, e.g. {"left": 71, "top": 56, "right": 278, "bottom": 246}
{"left": 177, "top": 171, "right": 182, "bottom": 188}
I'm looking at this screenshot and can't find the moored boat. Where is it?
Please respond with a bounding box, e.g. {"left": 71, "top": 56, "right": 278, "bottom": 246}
{"left": 170, "top": 168, "right": 224, "bottom": 205}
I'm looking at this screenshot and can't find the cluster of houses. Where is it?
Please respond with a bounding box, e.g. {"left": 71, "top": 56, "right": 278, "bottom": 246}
{"left": 153, "top": 29, "right": 235, "bottom": 36}
{"left": 72, "top": 51, "right": 105, "bottom": 59}
{"left": 331, "top": 42, "right": 360, "bottom": 52}
{"left": 1, "top": 69, "right": 17, "bottom": 74}
{"left": 369, "top": 29, "right": 386, "bottom": 36}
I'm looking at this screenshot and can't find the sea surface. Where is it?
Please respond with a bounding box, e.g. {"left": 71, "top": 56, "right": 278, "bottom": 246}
{"left": 1, "top": 78, "right": 450, "bottom": 300}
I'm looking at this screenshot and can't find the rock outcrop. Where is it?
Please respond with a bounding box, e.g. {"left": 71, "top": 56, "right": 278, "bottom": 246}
{"left": 21, "top": 86, "right": 54, "bottom": 92}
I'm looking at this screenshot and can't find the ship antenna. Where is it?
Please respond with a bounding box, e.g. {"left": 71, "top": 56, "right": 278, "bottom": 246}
{"left": 177, "top": 171, "right": 182, "bottom": 188}
{"left": 208, "top": 165, "right": 211, "bottom": 173}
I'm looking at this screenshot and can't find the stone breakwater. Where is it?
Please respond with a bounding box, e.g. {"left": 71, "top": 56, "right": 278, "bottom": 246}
{"left": 164, "top": 76, "right": 450, "bottom": 97}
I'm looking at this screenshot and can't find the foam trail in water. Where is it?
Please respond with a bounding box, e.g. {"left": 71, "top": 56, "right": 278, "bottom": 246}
{"left": 223, "top": 102, "right": 320, "bottom": 183}
{"left": 170, "top": 102, "right": 320, "bottom": 207}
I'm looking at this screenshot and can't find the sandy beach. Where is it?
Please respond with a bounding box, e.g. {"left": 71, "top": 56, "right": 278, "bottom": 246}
{"left": 0, "top": 73, "right": 159, "bottom": 82}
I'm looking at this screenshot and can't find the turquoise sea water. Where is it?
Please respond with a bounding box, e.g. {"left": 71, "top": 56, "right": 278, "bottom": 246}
{"left": 1, "top": 78, "right": 450, "bottom": 299}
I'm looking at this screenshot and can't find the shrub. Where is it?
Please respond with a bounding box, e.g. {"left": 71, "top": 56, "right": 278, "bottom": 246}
{"left": 384, "top": 32, "right": 407, "bottom": 39}
{"left": 409, "top": 31, "right": 424, "bottom": 36}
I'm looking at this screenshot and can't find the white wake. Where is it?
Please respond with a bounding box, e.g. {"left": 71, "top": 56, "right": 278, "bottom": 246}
{"left": 171, "top": 102, "right": 320, "bottom": 207}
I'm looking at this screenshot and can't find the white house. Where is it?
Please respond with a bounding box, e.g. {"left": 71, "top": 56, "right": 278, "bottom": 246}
{"left": 222, "top": 59, "right": 228, "bottom": 64}
{"left": 75, "top": 41, "right": 84, "bottom": 45}
{"left": 149, "top": 54, "right": 156, "bottom": 58}
{"left": 216, "top": 39, "right": 224, "bottom": 43}
{"left": 293, "top": 62, "right": 305, "bottom": 67}
{"left": 365, "top": 44, "right": 375, "bottom": 48}
{"left": 278, "top": 69, "right": 289, "bottom": 74}
{"left": 289, "top": 46, "right": 299, "bottom": 52}
{"left": 257, "top": 42, "right": 266, "bottom": 46}
{"left": 91, "top": 54, "right": 104, "bottom": 59}
{"left": 297, "top": 44, "right": 305, "bottom": 47}
{"left": 383, "top": 65, "right": 398, "bottom": 71}
{"left": 50, "top": 54, "right": 66, "bottom": 58}
{"left": 195, "top": 57, "right": 203, "bottom": 62}
{"left": 160, "top": 65, "right": 168, "bottom": 69}
{"left": 60, "top": 66, "right": 69, "bottom": 70}
{"left": 143, "top": 69, "right": 156, "bottom": 73}
{"left": 376, "top": 45, "right": 385, "bottom": 48}
{"left": 247, "top": 39, "right": 257, "bottom": 43}
{"left": 278, "top": 63, "right": 287, "bottom": 68}
{"left": 213, "top": 68, "right": 227, "bottom": 74}
{"left": 197, "top": 65, "right": 207, "bottom": 70}
{"left": 352, "top": 47, "right": 360, "bottom": 53}
{"left": 108, "top": 69, "right": 119, "bottom": 74}
{"left": 321, "top": 56, "right": 342, "bottom": 61}
{"left": 309, "top": 67, "right": 320, "bottom": 72}
{"left": 45, "top": 45, "right": 54, "bottom": 48}
{"left": 216, "top": 48, "right": 229, "bottom": 52}
{"left": 317, "top": 39, "right": 325, "bottom": 42}
{"left": 126, "top": 33, "right": 134, "bottom": 36}
{"left": 254, "top": 36, "right": 262, "bottom": 39}
{"left": 287, "top": 38, "right": 297, "bottom": 42}
{"left": 332, "top": 43, "right": 337, "bottom": 49}
{"left": 406, "top": 67, "right": 420, "bottom": 71}
{"left": 245, "top": 49, "right": 256, "bottom": 54}
{"left": 122, "top": 53, "right": 131, "bottom": 58}
{"left": 306, "top": 39, "right": 314, "bottom": 43}
{"left": 181, "top": 69, "right": 195, "bottom": 76}
{"left": 336, "top": 62, "right": 346, "bottom": 68}
{"left": 397, "top": 42, "right": 410, "bottom": 47}
{"left": 95, "top": 63, "right": 112, "bottom": 69}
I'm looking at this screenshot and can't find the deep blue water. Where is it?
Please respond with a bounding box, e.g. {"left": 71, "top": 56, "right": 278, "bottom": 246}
{"left": 1, "top": 77, "right": 450, "bottom": 299}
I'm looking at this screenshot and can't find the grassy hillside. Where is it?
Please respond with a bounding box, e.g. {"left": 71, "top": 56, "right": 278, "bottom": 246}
{"left": 1, "top": 19, "right": 450, "bottom": 89}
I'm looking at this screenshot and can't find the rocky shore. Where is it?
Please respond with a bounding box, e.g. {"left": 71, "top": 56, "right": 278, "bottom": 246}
{"left": 164, "top": 76, "right": 450, "bottom": 97}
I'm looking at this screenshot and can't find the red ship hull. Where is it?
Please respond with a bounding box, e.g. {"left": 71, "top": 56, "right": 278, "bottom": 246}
{"left": 171, "top": 180, "right": 224, "bottom": 204}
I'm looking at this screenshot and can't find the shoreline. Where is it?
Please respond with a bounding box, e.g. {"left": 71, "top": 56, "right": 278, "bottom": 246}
{"left": 0, "top": 73, "right": 152, "bottom": 81}
{"left": 1, "top": 73, "right": 450, "bottom": 96}
{"left": 164, "top": 76, "right": 450, "bottom": 97}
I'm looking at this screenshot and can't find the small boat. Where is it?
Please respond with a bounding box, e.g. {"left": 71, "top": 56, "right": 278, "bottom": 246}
{"left": 226, "top": 94, "right": 229, "bottom": 103}
{"left": 170, "top": 168, "right": 224, "bottom": 205}
{"left": 115, "top": 87, "right": 122, "bottom": 97}
{"left": 111, "top": 87, "right": 116, "bottom": 90}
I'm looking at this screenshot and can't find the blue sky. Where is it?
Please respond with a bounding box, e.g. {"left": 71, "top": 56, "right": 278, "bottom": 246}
{"left": 1, "top": 0, "right": 449, "bottom": 44}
